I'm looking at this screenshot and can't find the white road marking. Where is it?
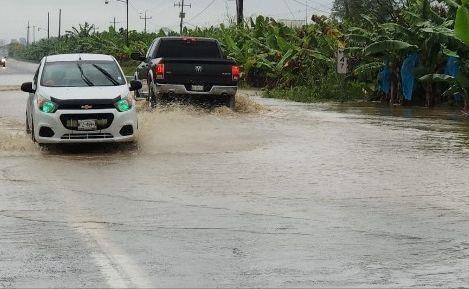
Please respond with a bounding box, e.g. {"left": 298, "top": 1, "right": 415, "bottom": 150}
{"left": 77, "top": 224, "right": 153, "bottom": 288}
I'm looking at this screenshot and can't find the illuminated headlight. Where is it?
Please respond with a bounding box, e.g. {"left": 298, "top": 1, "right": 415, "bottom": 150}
{"left": 115, "top": 94, "right": 134, "bottom": 112}
{"left": 37, "top": 96, "right": 58, "bottom": 113}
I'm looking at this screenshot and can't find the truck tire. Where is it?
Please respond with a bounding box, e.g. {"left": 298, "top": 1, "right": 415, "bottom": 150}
{"left": 134, "top": 75, "right": 142, "bottom": 99}
{"left": 148, "top": 83, "right": 157, "bottom": 108}
{"left": 226, "top": 95, "right": 236, "bottom": 110}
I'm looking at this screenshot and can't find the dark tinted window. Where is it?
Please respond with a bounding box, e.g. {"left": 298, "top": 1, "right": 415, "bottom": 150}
{"left": 156, "top": 39, "right": 222, "bottom": 58}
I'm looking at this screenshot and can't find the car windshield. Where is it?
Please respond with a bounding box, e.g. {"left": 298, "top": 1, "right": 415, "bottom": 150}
{"left": 156, "top": 39, "right": 222, "bottom": 58}
{"left": 40, "top": 60, "right": 126, "bottom": 87}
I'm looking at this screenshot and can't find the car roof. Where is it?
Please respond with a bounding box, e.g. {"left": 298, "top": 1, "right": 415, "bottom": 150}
{"left": 45, "top": 54, "right": 115, "bottom": 63}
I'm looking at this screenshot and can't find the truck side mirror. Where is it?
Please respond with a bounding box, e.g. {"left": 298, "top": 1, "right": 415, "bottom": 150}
{"left": 130, "top": 52, "right": 146, "bottom": 62}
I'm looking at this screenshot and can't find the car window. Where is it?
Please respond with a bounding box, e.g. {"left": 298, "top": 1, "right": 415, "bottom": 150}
{"left": 40, "top": 60, "right": 126, "bottom": 87}
{"left": 156, "top": 39, "right": 222, "bottom": 58}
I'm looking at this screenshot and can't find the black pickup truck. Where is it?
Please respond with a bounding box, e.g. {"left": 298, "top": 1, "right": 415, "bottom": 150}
{"left": 131, "top": 37, "right": 239, "bottom": 109}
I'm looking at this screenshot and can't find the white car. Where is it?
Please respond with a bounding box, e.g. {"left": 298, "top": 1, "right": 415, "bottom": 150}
{"left": 22, "top": 54, "right": 141, "bottom": 144}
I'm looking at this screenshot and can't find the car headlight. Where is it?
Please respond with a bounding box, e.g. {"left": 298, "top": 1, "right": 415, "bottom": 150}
{"left": 115, "top": 94, "right": 134, "bottom": 112}
{"left": 37, "top": 96, "right": 58, "bottom": 113}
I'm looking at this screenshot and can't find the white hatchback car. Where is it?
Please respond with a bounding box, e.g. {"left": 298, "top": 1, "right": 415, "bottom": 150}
{"left": 22, "top": 54, "right": 141, "bottom": 144}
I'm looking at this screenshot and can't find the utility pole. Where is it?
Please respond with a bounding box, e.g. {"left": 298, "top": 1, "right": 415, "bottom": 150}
{"left": 33, "top": 25, "right": 36, "bottom": 43}
{"left": 47, "top": 12, "right": 50, "bottom": 39}
{"left": 140, "top": 10, "right": 152, "bottom": 33}
{"left": 110, "top": 17, "right": 121, "bottom": 31}
{"left": 236, "top": 0, "right": 243, "bottom": 26}
{"left": 58, "top": 9, "right": 62, "bottom": 38}
{"left": 26, "top": 21, "right": 31, "bottom": 46}
{"left": 105, "top": 1, "right": 129, "bottom": 45}
{"left": 174, "top": 0, "right": 191, "bottom": 35}
{"left": 126, "top": 0, "right": 129, "bottom": 46}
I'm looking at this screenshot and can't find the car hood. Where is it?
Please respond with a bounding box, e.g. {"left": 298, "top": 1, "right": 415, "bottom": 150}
{"left": 38, "top": 85, "right": 129, "bottom": 100}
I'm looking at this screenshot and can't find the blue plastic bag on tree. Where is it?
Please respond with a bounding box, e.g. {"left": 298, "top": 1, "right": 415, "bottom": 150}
{"left": 378, "top": 64, "right": 391, "bottom": 95}
{"left": 445, "top": 57, "right": 460, "bottom": 103}
{"left": 401, "top": 53, "right": 419, "bottom": 101}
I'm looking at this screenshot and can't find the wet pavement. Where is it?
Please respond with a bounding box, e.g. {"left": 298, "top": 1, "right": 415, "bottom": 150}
{"left": 1, "top": 60, "right": 469, "bottom": 287}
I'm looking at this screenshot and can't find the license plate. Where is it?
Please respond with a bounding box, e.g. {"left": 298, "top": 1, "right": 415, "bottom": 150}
{"left": 191, "top": 85, "right": 204, "bottom": 92}
{"left": 78, "top": 119, "right": 97, "bottom": 131}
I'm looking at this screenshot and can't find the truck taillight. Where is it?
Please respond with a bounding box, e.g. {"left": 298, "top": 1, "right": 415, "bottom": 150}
{"left": 155, "top": 63, "right": 165, "bottom": 80}
{"left": 232, "top": 65, "right": 240, "bottom": 81}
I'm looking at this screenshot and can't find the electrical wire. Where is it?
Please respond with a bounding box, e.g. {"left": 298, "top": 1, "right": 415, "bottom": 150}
{"left": 282, "top": 0, "right": 297, "bottom": 18}
{"left": 188, "top": 0, "right": 218, "bottom": 22}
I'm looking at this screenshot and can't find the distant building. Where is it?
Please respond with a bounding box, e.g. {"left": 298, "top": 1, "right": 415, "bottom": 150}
{"left": 19, "top": 38, "right": 27, "bottom": 46}
{"left": 0, "top": 39, "right": 5, "bottom": 47}
{"left": 278, "top": 19, "right": 306, "bottom": 28}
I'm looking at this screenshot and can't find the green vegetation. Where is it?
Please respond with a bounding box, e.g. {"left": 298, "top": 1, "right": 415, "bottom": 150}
{"left": 8, "top": 0, "right": 469, "bottom": 110}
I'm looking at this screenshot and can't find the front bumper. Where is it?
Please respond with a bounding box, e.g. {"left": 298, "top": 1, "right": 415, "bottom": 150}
{"left": 33, "top": 107, "right": 138, "bottom": 144}
{"left": 154, "top": 83, "right": 237, "bottom": 96}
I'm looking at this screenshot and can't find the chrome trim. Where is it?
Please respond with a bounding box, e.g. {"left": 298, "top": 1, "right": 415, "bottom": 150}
{"left": 155, "top": 84, "right": 237, "bottom": 96}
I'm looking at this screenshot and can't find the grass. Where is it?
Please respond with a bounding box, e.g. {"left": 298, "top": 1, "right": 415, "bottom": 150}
{"left": 263, "top": 78, "right": 370, "bottom": 103}
{"left": 120, "top": 60, "right": 139, "bottom": 77}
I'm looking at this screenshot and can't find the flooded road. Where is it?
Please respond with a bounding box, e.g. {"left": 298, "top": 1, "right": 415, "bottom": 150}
{"left": 1, "top": 60, "right": 469, "bottom": 287}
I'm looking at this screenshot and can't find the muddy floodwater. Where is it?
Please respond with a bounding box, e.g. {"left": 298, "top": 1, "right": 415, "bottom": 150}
{"left": 1, "top": 60, "right": 469, "bottom": 287}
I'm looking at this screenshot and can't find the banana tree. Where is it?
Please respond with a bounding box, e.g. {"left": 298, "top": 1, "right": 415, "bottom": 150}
{"left": 420, "top": 0, "right": 469, "bottom": 110}
{"left": 347, "top": 19, "right": 418, "bottom": 104}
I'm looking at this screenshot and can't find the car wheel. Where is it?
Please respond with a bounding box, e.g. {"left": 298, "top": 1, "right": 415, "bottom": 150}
{"left": 30, "top": 117, "right": 36, "bottom": 143}
{"left": 226, "top": 95, "right": 236, "bottom": 110}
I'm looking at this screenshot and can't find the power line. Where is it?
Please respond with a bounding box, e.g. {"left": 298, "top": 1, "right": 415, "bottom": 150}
{"left": 188, "top": 0, "right": 217, "bottom": 22}
{"left": 289, "top": 0, "right": 330, "bottom": 14}
{"left": 282, "top": 0, "right": 296, "bottom": 18}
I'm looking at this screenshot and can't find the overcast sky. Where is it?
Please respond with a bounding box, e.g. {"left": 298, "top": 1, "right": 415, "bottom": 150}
{"left": 0, "top": 0, "right": 333, "bottom": 43}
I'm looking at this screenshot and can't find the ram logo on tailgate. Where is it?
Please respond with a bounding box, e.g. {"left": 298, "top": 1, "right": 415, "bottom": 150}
{"left": 195, "top": 66, "right": 203, "bottom": 73}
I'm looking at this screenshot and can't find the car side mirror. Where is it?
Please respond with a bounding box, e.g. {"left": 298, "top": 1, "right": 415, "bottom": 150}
{"left": 21, "top": 82, "right": 35, "bottom": 93}
{"left": 130, "top": 52, "right": 146, "bottom": 62}
{"left": 129, "top": 80, "right": 142, "bottom": 92}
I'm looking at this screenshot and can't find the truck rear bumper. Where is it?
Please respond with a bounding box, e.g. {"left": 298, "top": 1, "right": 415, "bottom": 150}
{"left": 155, "top": 83, "right": 237, "bottom": 96}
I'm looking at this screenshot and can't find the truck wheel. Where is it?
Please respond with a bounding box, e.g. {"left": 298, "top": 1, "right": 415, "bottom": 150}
{"left": 148, "top": 84, "right": 157, "bottom": 108}
{"left": 134, "top": 81, "right": 142, "bottom": 99}
{"left": 226, "top": 95, "right": 236, "bottom": 110}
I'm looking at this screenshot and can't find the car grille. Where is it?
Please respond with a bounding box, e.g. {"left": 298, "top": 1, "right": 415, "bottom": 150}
{"left": 52, "top": 97, "right": 120, "bottom": 110}
{"left": 61, "top": 133, "right": 114, "bottom": 140}
{"left": 60, "top": 113, "right": 114, "bottom": 130}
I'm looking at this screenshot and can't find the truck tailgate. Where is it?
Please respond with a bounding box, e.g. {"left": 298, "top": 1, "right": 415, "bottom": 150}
{"left": 162, "top": 58, "right": 236, "bottom": 86}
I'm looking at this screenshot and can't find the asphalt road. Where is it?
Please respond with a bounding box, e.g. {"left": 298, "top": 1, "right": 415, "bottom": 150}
{"left": 1, "top": 59, "right": 469, "bottom": 288}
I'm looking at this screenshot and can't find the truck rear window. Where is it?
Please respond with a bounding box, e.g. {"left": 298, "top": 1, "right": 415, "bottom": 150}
{"left": 156, "top": 40, "right": 222, "bottom": 59}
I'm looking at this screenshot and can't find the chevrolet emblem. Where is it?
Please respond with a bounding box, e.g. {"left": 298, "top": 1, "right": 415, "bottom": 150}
{"left": 81, "top": 104, "right": 93, "bottom": 110}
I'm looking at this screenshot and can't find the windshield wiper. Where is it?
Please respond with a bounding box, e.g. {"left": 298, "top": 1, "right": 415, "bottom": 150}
{"left": 76, "top": 63, "right": 95, "bottom": 87}
{"left": 92, "top": 64, "right": 120, "bottom": 86}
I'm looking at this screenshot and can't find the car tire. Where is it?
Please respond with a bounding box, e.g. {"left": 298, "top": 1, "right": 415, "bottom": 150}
{"left": 30, "top": 117, "right": 36, "bottom": 143}
{"left": 25, "top": 113, "right": 31, "bottom": 134}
